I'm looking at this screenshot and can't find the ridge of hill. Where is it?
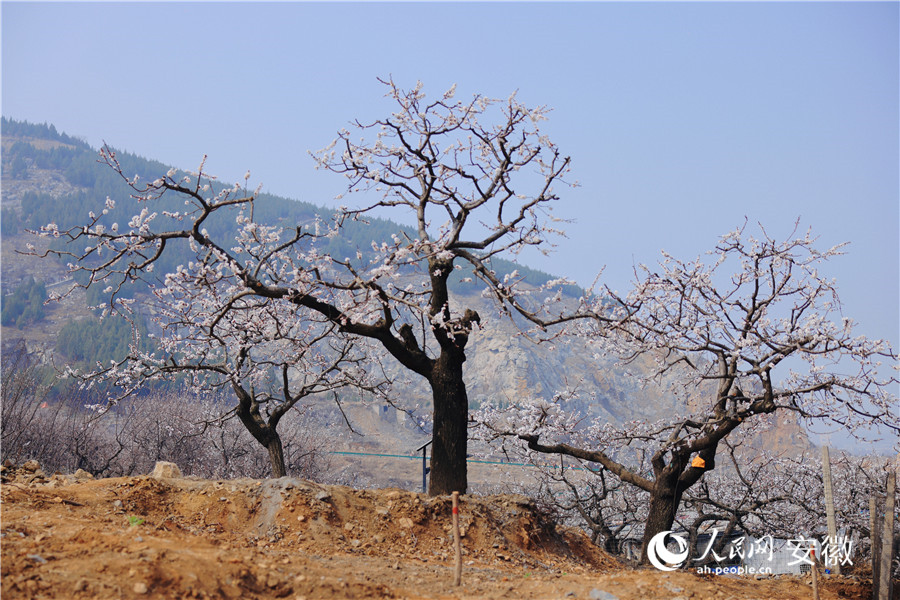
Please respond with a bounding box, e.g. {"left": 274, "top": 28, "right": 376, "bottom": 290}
{"left": 0, "top": 118, "right": 578, "bottom": 301}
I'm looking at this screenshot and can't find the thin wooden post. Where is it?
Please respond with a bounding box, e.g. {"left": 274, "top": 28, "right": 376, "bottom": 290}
{"left": 811, "top": 547, "right": 821, "bottom": 600}
{"left": 871, "top": 495, "right": 882, "bottom": 600}
{"left": 877, "top": 472, "right": 895, "bottom": 600}
{"left": 822, "top": 446, "right": 840, "bottom": 575}
{"left": 451, "top": 491, "right": 462, "bottom": 587}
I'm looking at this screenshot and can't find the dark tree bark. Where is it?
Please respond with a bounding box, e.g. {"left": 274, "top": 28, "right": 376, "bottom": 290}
{"left": 624, "top": 440, "right": 720, "bottom": 562}
{"left": 640, "top": 461, "right": 688, "bottom": 560}
{"left": 233, "top": 382, "right": 288, "bottom": 478}
{"left": 265, "top": 436, "right": 287, "bottom": 479}
{"left": 428, "top": 347, "right": 470, "bottom": 495}
{"left": 421, "top": 264, "right": 480, "bottom": 495}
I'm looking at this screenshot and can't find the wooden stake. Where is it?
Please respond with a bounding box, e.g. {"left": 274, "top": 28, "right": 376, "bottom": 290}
{"left": 872, "top": 495, "right": 882, "bottom": 600}
{"left": 877, "top": 472, "right": 895, "bottom": 600}
{"left": 822, "top": 446, "right": 840, "bottom": 575}
{"left": 452, "top": 491, "right": 462, "bottom": 587}
{"left": 811, "top": 547, "right": 821, "bottom": 600}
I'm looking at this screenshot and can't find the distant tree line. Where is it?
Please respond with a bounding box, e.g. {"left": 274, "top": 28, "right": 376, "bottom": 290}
{"left": 1, "top": 117, "right": 91, "bottom": 149}
{"left": 1, "top": 276, "right": 47, "bottom": 328}
{"left": 55, "top": 313, "right": 153, "bottom": 369}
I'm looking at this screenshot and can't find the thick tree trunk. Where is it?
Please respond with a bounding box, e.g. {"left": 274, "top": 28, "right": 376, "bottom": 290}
{"left": 427, "top": 349, "right": 469, "bottom": 496}
{"left": 639, "top": 473, "right": 684, "bottom": 565}
{"left": 641, "top": 490, "right": 679, "bottom": 561}
{"left": 638, "top": 444, "right": 721, "bottom": 565}
{"left": 237, "top": 417, "right": 288, "bottom": 478}
{"left": 265, "top": 435, "right": 287, "bottom": 478}
{"left": 232, "top": 383, "right": 288, "bottom": 479}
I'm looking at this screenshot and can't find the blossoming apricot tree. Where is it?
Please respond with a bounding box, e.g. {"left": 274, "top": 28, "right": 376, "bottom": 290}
{"left": 49, "top": 184, "right": 392, "bottom": 477}
{"left": 477, "top": 222, "right": 897, "bottom": 561}
{"left": 33, "top": 78, "right": 590, "bottom": 493}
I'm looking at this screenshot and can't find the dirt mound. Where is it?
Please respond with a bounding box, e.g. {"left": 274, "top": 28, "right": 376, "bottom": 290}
{"left": 1, "top": 464, "right": 872, "bottom": 599}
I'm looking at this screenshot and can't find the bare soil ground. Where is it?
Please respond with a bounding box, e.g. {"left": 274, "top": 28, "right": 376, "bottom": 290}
{"left": 1, "top": 463, "right": 874, "bottom": 600}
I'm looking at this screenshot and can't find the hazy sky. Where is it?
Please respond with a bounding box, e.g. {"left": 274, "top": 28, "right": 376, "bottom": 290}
{"left": 3, "top": 2, "right": 898, "bottom": 377}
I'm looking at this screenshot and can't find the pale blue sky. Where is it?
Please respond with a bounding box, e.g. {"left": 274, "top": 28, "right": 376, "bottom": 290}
{"left": 3, "top": 2, "right": 898, "bottom": 367}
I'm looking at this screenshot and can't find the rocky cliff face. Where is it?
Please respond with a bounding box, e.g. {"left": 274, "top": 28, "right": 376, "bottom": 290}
{"left": 463, "top": 311, "right": 679, "bottom": 423}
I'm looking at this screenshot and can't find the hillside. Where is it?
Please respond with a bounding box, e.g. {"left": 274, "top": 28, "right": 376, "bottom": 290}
{"left": 0, "top": 118, "right": 574, "bottom": 308}
{"left": 0, "top": 463, "right": 873, "bottom": 600}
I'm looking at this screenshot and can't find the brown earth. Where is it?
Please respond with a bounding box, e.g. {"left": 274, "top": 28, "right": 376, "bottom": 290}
{"left": 0, "top": 463, "right": 874, "bottom": 600}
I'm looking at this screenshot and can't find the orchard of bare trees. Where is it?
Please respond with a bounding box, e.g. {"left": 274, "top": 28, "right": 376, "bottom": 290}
{"left": 21, "top": 79, "right": 898, "bottom": 567}
{"left": 1, "top": 342, "right": 337, "bottom": 480}
{"left": 474, "top": 416, "right": 897, "bottom": 572}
